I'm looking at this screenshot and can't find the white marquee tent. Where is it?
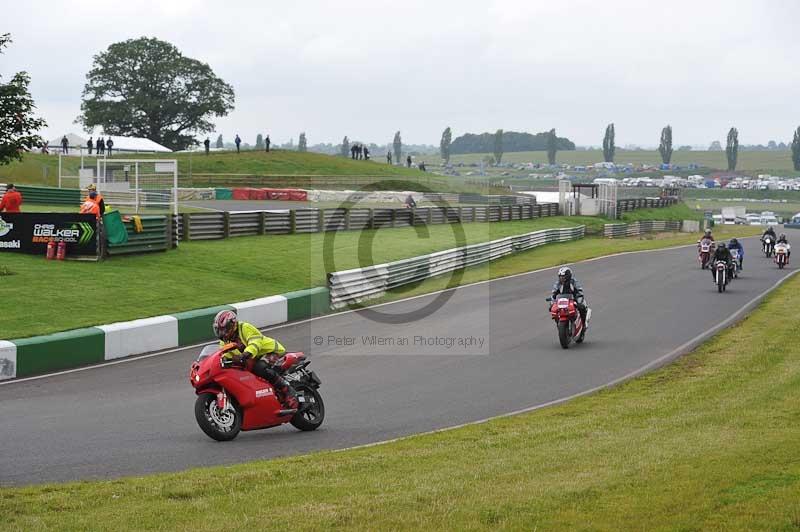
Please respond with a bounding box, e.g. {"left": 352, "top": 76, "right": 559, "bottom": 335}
{"left": 47, "top": 133, "right": 172, "bottom": 154}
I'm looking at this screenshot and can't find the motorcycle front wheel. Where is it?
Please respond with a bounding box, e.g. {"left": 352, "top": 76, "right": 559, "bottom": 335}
{"left": 557, "top": 321, "right": 571, "bottom": 349}
{"left": 195, "top": 393, "right": 242, "bottom": 441}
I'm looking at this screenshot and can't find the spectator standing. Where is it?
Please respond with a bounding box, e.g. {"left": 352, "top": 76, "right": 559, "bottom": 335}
{"left": 357, "top": 144, "right": 363, "bottom": 160}
{"left": 204, "top": 138, "right": 210, "bottom": 155}
{"left": 363, "top": 146, "right": 370, "bottom": 160}
{"left": 106, "top": 138, "right": 114, "bottom": 156}
{"left": 265, "top": 135, "right": 271, "bottom": 152}
{"left": 406, "top": 155, "right": 412, "bottom": 168}
{"left": 235, "top": 134, "right": 242, "bottom": 153}
{"left": 387, "top": 151, "right": 392, "bottom": 165}
{"left": 351, "top": 144, "right": 357, "bottom": 159}
{"left": 0, "top": 183, "right": 22, "bottom": 213}
{"left": 98, "top": 137, "right": 105, "bottom": 155}
{"left": 87, "top": 137, "right": 94, "bottom": 155}
{"left": 61, "top": 135, "right": 69, "bottom": 154}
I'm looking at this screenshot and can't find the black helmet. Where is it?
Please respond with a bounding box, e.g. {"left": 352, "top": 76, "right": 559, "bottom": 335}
{"left": 718, "top": 242, "right": 727, "bottom": 249}
{"left": 557, "top": 266, "right": 572, "bottom": 284}
{"left": 730, "top": 238, "right": 738, "bottom": 246}
{"left": 780, "top": 233, "right": 787, "bottom": 240}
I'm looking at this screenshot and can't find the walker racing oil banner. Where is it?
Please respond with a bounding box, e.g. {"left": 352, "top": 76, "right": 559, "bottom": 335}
{"left": 0, "top": 213, "right": 97, "bottom": 256}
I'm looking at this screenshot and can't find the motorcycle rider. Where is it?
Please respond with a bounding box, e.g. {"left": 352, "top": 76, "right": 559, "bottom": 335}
{"left": 711, "top": 242, "right": 734, "bottom": 282}
{"left": 762, "top": 226, "right": 777, "bottom": 242}
{"left": 550, "top": 266, "right": 588, "bottom": 326}
{"left": 776, "top": 233, "right": 791, "bottom": 259}
{"left": 212, "top": 310, "right": 299, "bottom": 411}
{"left": 728, "top": 237, "right": 745, "bottom": 270}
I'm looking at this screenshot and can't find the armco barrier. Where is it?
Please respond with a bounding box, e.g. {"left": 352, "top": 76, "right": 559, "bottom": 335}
{"left": 0, "top": 287, "right": 332, "bottom": 381}
{"left": 107, "top": 215, "right": 171, "bottom": 255}
{"left": 179, "top": 203, "right": 561, "bottom": 241}
{"left": 615, "top": 196, "right": 679, "bottom": 218}
{"left": 329, "top": 225, "right": 585, "bottom": 308}
{"left": 16, "top": 185, "right": 81, "bottom": 205}
{"left": 603, "top": 220, "right": 684, "bottom": 238}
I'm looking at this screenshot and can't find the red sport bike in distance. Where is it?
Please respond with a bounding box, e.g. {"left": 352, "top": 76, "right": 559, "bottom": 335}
{"left": 697, "top": 238, "right": 714, "bottom": 269}
{"left": 546, "top": 293, "right": 589, "bottom": 349}
{"left": 189, "top": 343, "right": 324, "bottom": 441}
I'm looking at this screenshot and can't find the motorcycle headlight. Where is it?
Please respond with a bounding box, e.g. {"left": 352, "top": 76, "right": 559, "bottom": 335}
{"left": 195, "top": 374, "right": 200, "bottom": 382}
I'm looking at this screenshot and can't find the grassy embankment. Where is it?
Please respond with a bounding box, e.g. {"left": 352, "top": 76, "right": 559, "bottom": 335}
{"left": 0, "top": 150, "right": 474, "bottom": 192}
{"left": 2, "top": 236, "right": 797, "bottom": 531}
{"left": 0, "top": 201, "right": 747, "bottom": 339}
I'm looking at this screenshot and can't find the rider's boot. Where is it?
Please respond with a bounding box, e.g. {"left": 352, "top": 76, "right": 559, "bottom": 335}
{"left": 275, "top": 378, "right": 299, "bottom": 414}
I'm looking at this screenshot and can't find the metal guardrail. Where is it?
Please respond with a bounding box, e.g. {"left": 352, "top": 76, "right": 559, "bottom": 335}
{"left": 328, "top": 225, "right": 585, "bottom": 308}
{"left": 178, "top": 203, "right": 560, "bottom": 241}
{"left": 603, "top": 220, "right": 683, "bottom": 238}
{"left": 615, "top": 197, "right": 678, "bottom": 218}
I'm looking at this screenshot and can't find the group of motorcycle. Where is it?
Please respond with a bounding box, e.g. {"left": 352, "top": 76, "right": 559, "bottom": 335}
{"left": 698, "top": 231, "right": 792, "bottom": 293}
{"left": 761, "top": 234, "right": 791, "bottom": 269}
{"left": 697, "top": 237, "right": 739, "bottom": 292}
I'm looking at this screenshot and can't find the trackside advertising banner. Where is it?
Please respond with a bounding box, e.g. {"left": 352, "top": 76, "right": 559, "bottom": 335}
{"left": 0, "top": 213, "right": 97, "bottom": 255}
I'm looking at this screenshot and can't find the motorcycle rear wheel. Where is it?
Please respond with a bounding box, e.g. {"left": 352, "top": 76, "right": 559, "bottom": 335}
{"left": 557, "top": 321, "right": 571, "bottom": 349}
{"left": 290, "top": 385, "right": 325, "bottom": 431}
{"left": 195, "top": 393, "right": 241, "bottom": 441}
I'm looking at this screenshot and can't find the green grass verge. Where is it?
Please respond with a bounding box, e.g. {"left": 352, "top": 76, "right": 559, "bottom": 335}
{"left": 0, "top": 216, "right": 587, "bottom": 339}
{"left": 2, "top": 235, "right": 797, "bottom": 531}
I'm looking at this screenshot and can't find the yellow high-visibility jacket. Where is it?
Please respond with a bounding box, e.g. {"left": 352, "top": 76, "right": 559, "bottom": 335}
{"left": 220, "top": 321, "right": 285, "bottom": 360}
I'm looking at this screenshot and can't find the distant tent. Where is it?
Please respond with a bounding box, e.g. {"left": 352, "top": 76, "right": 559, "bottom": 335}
{"left": 47, "top": 133, "right": 172, "bottom": 154}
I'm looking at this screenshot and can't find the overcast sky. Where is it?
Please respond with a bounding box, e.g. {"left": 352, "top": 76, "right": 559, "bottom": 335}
{"left": 3, "top": 0, "right": 799, "bottom": 148}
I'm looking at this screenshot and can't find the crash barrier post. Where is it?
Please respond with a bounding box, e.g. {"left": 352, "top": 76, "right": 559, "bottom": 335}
{"left": 328, "top": 225, "right": 585, "bottom": 308}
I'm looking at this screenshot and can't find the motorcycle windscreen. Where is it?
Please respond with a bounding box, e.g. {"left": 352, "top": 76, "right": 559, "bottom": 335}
{"left": 196, "top": 344, "right": 220, "bottom": 362}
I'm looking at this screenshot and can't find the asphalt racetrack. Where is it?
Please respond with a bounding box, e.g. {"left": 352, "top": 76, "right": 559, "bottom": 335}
{"left": 0, "top": 237, "right": 791, "bottom": 486}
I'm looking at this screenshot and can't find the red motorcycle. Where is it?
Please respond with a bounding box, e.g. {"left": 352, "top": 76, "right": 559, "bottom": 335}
{"left": 546, "top": 294, "right": 589, "bottom": 349}
{"left": 189, "top": 343, "right": 324, "bottom": 441}
{"left": 697, "top": 238, "right": 714, "bottom": 269}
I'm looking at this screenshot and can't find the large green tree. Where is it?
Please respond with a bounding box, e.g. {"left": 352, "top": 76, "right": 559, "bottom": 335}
{"left": 216, "top": 134, "right": 223, "bottom": 149}
{"left": 440, "top": 126, "right": 452, "bottom": 163}
{"left": 493, "top": 129, "right": 504, "bottom": 164}
{"left": 77, "top": 37, "right": 234, "bottom": 151}
{"left": 726, "top": 127, "right": 739, "bottom": 171}
{"left": 659, "top": 125, "right": 673, "bottom": 164}
{"left": 393, "top": 131, "right": 402, "bottom": 164}
{"left": 341, "top": 136, "right": 350, "bottom": 157}
{"left": 255, "top": 134, "right": 264, "bottom": 150}
{"left": 603, "top": 123, "right": 615, "bottom": 163}
{"left": 0, "top": 34, "right": 46, "bottom": 165}
{"left": 792, "top": 127, "right": 800, "bottom": 171}
{"left": 298, "top": 132, "right": 307, "bottom": 152}
{"left": 546, "top": 128, "right": 558, "bottom": 165}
